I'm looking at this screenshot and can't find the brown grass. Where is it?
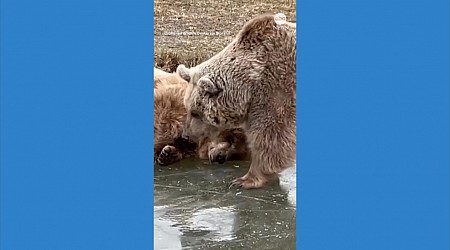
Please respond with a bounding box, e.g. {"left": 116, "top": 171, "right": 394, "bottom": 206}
{"left": 154, "top": 0, "right": 296, "bottom": 72}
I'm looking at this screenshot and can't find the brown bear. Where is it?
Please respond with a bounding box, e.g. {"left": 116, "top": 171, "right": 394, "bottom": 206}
{"left": 153, "top": 68, "right": 250, "bottom": 166}
{"left": 158, "top": 128, "right": 250, "bottom": 166}
{"left": 176, "top": 14, "right": 296, "bottom": 189}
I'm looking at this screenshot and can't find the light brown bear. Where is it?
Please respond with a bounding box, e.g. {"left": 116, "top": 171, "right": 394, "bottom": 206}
{"left": 153, "top": 68, "right": 250, "bottom": 166}
{"left": 176, "top": 14, "right": 296, "bottom": 189}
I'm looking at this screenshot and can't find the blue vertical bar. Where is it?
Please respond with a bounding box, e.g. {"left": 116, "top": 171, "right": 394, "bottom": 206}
{"left": 0, "top": 1, "right": 154, "bottom": 249}
{"left": 297, "top": 0, "right": 449, "bottom": 249}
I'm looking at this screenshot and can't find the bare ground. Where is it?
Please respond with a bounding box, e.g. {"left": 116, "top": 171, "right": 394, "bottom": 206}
{"left": 154, "top": 0, "right": 296, "bottom": 72}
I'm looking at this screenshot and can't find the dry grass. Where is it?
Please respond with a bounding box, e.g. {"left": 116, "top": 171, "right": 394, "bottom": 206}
{"left": 154, "top": 0, "right": 296, "bottom": 72}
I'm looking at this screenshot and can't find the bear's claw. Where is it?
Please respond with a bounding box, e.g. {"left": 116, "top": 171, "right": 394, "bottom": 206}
{"left": 229, "top": 175, "right": 266, "bottom": 189}
{"left": 229, "top": 177, "right": 246, "bottom": 189}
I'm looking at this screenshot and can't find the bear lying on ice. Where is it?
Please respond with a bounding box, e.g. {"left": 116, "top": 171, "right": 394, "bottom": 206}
{"left": 153, "top": 68, "right": 250, "bottom": 166}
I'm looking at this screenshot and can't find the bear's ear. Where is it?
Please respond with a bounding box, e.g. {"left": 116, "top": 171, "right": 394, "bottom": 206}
{"left": 176, "top": 64, "right": 191, "bottom": 83}
{"left": 198, "top": 76, "right": 220, "bottom": 95}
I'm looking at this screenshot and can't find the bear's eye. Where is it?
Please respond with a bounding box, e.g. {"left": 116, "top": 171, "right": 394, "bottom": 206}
{"left": 226, "top": 135, "right": 234, "bottom": 144}
{"left": 190, "top": 112, "right": 201, "bottom": 118}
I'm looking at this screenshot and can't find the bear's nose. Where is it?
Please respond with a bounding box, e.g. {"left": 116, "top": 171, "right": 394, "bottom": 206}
{"left": 181, "top": 132, "right": 189, "bottom": 141}
{"left": 215, "top": 154, "right": 226, "bottom": 164}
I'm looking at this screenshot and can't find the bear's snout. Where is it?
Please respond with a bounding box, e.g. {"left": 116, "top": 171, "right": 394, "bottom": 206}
{"left": 181, "top": 128, "right": 191, "bottom": 142}
{"left": 210, "top": 152, "right": 226, "bottom": 164}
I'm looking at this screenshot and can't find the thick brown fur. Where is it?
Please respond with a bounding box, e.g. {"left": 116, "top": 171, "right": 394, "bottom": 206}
{"left": 177, "top": 14, "right": 296, "bottom": 189}
{"left": 153, "top": 68, "right": 250, "bottom": 166}
{"left": 198, "top": 128, "right": 250, "bottom": 164}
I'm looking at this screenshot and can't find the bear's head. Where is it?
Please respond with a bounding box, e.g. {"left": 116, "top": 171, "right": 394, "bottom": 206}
{"left": 207, "top": 129, "right": 249, "bottom": 164}
{"left": 177, "top": 61, "right": 251, "bottom": 143}
{"left": 176, "top": 64, "right": 222, "bottom": 143}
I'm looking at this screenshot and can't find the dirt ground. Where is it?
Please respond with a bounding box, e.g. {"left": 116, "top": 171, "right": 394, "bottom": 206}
{"left": 154, "top": 0, "right": 296, "bottom": 72}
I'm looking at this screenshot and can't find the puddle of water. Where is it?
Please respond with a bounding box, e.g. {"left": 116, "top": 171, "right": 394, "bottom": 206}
{"left": 154, "top": 159, "right": 296, "bottom": 250}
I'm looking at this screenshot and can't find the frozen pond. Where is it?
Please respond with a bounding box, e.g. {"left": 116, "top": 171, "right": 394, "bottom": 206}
{"left": 154, "top": 159, "right": 296, "bottom": 249}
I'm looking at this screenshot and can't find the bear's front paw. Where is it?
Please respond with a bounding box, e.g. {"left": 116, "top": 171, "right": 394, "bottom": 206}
{"left": 157, "top": 145, "right": 182, "bottom": 166}
{"left": 229, "top": 175, "right": 267, "bottom": 189}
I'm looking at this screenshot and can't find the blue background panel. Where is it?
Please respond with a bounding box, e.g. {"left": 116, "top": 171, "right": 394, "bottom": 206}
{"left": 1, "top": 1, "right": 154, "bottom": 249}
{"left": 298, "top": 0, "right": 449, "bottom": 249}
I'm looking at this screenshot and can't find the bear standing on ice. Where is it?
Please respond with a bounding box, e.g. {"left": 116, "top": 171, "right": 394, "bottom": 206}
{"left": 177, "top": 14, "right": 296, "bottom": 189}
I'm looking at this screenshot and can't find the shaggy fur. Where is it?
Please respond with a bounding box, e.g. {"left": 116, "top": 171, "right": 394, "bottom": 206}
{"left": 177, "top": 14, "right": 296, "bottom": 189}
{"left": 153, "top": 68, "right": 250, "bottom": 166}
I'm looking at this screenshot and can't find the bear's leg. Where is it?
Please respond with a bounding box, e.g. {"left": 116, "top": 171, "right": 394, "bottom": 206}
{"left": 230, "top": 121, "right": 295, "bottom": 189}
{"left": 157, "top": 145, "right": 183, "bottom": 166}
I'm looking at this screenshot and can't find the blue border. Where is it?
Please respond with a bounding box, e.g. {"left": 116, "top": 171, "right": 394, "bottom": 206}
{"left": 1, "top": 1, "right": 154, "bottom": 249}
{"left": 297, "top": 0, "right": 449, "bottom": 249}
